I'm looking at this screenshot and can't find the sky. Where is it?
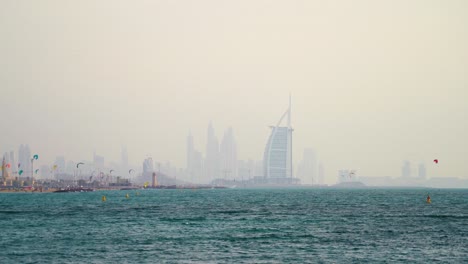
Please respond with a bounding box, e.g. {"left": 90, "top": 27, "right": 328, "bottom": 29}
{"left": 1, "top": 0, "right": 467, "bottom": 183}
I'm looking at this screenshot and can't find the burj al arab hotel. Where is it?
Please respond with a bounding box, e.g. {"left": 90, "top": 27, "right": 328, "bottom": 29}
{"left": 262, "top": 96, "right": 300, "bottom": 185}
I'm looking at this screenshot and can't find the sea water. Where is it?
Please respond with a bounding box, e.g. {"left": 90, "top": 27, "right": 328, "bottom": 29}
{"left": 0, "top": 188, "right": 467, "bottom": 263}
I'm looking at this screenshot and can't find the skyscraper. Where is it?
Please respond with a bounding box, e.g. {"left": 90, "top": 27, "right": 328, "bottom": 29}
{"left": 297, "top": 148, "right": 318, "bottom": 184}
{"left": 401, "top": 160, "right": 411, "bottom": 178}
{"left": 220, "top": 127, "right": 237, "bottom": 180}
{"left": 18, "top": 144, "right": 31, "bottom": 178}
{"left": 186, "top": 132, "right": 204, "bottom": 184}
{"left": 418, "top": 163, "right": 426, "bottom": 179}
{"left": 262, "top": 96, "right": 296, "bottom": 184}
{"left": 205, "top": 122, "right": 220, "bottom": 183}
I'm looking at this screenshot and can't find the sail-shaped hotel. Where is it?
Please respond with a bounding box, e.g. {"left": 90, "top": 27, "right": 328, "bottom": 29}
{"left": 261, "top": 96, "right": 300, "bottom": 185}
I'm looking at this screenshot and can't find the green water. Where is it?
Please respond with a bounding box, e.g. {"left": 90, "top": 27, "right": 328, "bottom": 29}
{"left": 0, "top": 188, "right": 467, "bottom": 263}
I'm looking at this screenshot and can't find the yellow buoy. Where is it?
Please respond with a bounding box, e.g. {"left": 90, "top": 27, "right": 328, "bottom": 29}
{"left": 102, "top": 195, "right": 107, "bottom": 202}
{"left": 126, "top": 193, "right": 130, "bottom": 199}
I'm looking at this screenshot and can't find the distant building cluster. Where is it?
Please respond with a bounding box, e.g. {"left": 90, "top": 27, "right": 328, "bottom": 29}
{"left": 5, "top": 96, "right": 466, "bottom": 190}
{"left": 1, "top": 145, "right": 136, "bottom": 189}
{"left": 187, "top": 97, "right": 304, "bottom": 186}
{"left": 186, "top": 123, "right": 261, "bottom": 184}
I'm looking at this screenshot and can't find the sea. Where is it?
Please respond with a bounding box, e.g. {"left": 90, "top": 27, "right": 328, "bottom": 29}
{"left": 0, "top": 188, "right": 467, "bottom": 263}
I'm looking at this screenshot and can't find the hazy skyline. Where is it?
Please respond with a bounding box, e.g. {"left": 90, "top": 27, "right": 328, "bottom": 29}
{"left": 1, "top": 1, "right": 467, "bottom": 182}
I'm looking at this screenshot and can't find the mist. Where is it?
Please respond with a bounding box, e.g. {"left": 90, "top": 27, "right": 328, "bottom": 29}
{"left": 1, "top": 0, "right": 467, "bottom": 184}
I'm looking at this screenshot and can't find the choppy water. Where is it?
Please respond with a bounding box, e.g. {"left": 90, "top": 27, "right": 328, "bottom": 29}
{"left": 0, "top": 188, "right": 467, "bottom": 263}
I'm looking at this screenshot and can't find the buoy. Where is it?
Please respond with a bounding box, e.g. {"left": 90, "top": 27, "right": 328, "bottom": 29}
{"left": 102, "top": 195, "right": 107, "bottom": 202}
{"left": 426, "top": 195, "right": 431, "bottom": 204}
{"left": 126, "top": 193, "right": 129, "bottom": 199}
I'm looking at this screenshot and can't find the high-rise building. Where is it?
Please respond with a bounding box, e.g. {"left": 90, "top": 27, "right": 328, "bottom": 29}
{"left": 401, "top": 160, "right": 411, "bottom": 178}
{"left": 186, "top": 132, "right": 204, "bottom": 184}
{"left": 18, "top": 144, "right": 31, "bottom": 178}
{"left": 220, "top": 127, "right": 237, "bottom": 180}
{"left": 205, "top": 122, "right": 220, "bottom": 183}
{"left": 263, "top": 97, "right": 294, "bottom": 181}
{"left": 297, "top": 148, "right": 318, "bottom": 184}
{"left": 418, "top": 163, "right": 426, "bottom": 179}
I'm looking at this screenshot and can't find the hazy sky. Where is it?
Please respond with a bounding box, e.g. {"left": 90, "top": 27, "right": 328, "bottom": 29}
{"left": 1, "top": 0, "right": 467, "bottom": 182}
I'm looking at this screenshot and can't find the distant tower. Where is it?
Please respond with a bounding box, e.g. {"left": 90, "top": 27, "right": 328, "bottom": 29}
{"left": 263, "top": 96, "right": 293, "bottom": 179}
{"left": 186, "top": 132, "right": 204, "bottom": 184}
{"left": 418, "top": 163, "right": 426, "bottom": 179}
{"left": 205, "top": 122, "right": 220, "bottom": 183}
{"left": 297, "top": 148, "right": 317, "bottom": 184}
{"left": 220, "top": 127, "right": 238, "bottom": 180}
{"left": 401, "top": 160, "right": 411, "bottom": 178}
{"left": 18, "top": 144, "right": 31, "bottom": 178}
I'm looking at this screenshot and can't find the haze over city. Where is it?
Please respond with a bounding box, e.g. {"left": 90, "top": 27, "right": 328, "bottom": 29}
{"left": 1, "top": 1, "right": 467, "bottom": 184}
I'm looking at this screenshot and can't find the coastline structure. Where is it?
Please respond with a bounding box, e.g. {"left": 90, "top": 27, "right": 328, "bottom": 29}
{"left": 261, "top": 96, "right": 299, "bottom": 185}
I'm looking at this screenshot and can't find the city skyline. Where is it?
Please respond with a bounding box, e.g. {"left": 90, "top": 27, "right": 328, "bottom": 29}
{"left": 2, "top": 128, "right": 460, "bottom": 186}
{"left": 1, "top": 1, "right": 467, "bottom": 182}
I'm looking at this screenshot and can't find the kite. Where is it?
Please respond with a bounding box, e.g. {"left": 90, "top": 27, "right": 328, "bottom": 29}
{"left": 433, "top": 159, "right": 438, "bottom": 164}
{"left": 76, "top": 162, "right": 84, "bottom": 168}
